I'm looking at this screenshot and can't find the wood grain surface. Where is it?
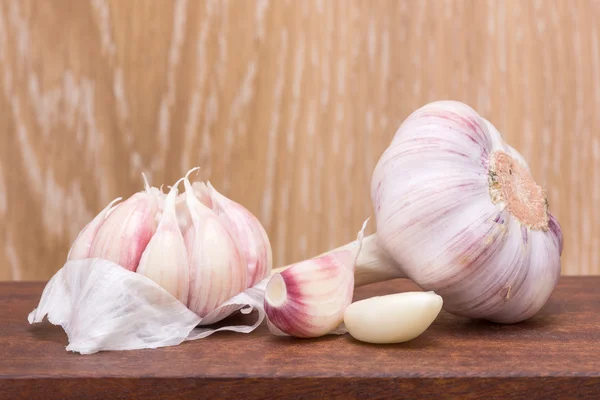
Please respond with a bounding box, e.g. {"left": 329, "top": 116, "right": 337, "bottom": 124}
{"left": 1, "top": 0, "right": 599, "bottom": 280}
{"left": 1, "top": 277, "right": 599, "bottom": 399}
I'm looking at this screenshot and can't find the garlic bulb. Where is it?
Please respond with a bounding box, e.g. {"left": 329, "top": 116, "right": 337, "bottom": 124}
{"left": 317, "top": 101, "right": 562, "bottom": 324}
{"left": 31, "top": 168, "right": 272, "bottom": 353}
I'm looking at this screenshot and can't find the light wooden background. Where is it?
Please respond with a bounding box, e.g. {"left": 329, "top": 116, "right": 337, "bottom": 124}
{"left": 0, "top": 0, "right": 598, "bottom": 280}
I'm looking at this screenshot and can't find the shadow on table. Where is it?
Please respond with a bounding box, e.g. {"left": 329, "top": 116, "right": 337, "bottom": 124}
{"left": 27, "top": 321, "right": 68, "bottom": 345}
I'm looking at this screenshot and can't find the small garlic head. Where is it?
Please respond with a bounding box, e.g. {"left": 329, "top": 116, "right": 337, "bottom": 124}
{"left": 67, "top": 169, "right": 269, "bottom": 326}
{"left": 372, "top": 101, "right": 562, "bottom": 323}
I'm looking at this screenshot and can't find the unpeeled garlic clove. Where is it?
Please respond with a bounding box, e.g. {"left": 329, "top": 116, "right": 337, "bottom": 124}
{"left": 88, "top": 190, "right": 158, "bottom": 272}
{"left": 137, "top": 180, "right": 190, "bottom": 305}
{"left": 343, "top": 291, "right": 443, "bottom": 344}
{"left": 205, "top": 182, "right": 272, "bottom": 287}
{"left": 182, "top": 171, "right": 248, "bottom": 318}
{"left": 264, "top": 249, "right": 356, "bottom": 338}
{"left": 67, "top": 197, "right": 122, "bottom": 261}
{"left": 264, "top": 221, "right": 368, "bottom": 338}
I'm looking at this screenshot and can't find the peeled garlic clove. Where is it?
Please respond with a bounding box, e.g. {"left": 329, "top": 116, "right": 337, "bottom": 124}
{"left": 205, "top": 182, "right": 273, "bottom": 287}
{"left": 182, "top": 171, "right": 248, "bottom": 318}
{"left": 137, "top": 180, "right": 190, "bottom": 305}
{"left": 264, "top": 250, "right": 356, "bottom": 338}
{"left": 89, "top": 190, "right": 158, "bottom": 272}
{"left": 67, "top": 197, "right": 122, "bottom": 261}
{"left": 344, "top": 292, "right": 443, "bottom": 344}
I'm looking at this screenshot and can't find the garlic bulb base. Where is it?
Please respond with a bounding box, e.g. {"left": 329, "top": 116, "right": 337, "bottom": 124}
{"left": 489, "top": 151, "right": 548, "bottom": 230}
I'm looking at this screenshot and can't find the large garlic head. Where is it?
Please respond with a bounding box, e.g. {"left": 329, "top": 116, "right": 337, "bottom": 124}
{"left": 372, "top": 101, "right": 563, "bottom": 323}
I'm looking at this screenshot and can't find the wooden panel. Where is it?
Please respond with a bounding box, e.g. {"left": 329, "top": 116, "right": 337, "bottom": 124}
{"left": 2, "top": 278, "right": 600, "bottom": 398}
{"left": 0, "top": 0, "right": 598, "bottom": 280}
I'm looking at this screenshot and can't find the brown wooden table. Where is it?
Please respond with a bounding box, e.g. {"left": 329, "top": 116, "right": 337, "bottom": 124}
{"left": 1, "top": 277, "right": 599, "bottom": 399}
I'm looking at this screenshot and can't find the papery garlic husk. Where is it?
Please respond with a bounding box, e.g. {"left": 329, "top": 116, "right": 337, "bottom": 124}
{"left": 28, "top": 258, "right": 267, "bottom": 354}
{"left": 182, "top": 174, "right": 249, "bottom": 319}
{"left": 137, "top": 181, "right": 189, "bottom": 305}
{"left": 28, "top": 258, "right": 202, "bottom": 354}
{"left": 67, "top": 197, "right": 122, "bottom": 261}
{"left": 86, "top": 187, "right": 159, "bottom": 272}
{"left": 204, "top": 182, "right": 273, "bottom": 288}
{"left": 365, "top": 100, "right": 563, "bottom": 323}
{"left": 264, "top": 222, "right": 367, "bottom": 338}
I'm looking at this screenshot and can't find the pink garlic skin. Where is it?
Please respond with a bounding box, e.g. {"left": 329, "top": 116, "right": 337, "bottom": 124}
{"left": 173, "top": 182, "right": 212, "bottom": 236}
{"left": 137, "top": 184, "right": 190, "bottom": 305}
{"left": 183, "top": 178, "right": 248, "bottom": 318}
{"left": 205, "top": 182, "right": 273, "bottom": 287}
{"left": 88, "top": 191, "right": 158, "bottom": 272}
{"left": 67, "top": 197, "right": 121, "bottom": 261}
{"left": 371, "top": 100, "right": 562, "bottom": 323}
{"left": 264, "top": 249, "right": 355, "bottom": 338}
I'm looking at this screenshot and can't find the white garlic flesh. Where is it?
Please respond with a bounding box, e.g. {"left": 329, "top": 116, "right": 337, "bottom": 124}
{"left": 369, "top": 100, "right": 562, "bottom": 323}
{"left": 344, "top": 292, "right": 443, "bottom": 344}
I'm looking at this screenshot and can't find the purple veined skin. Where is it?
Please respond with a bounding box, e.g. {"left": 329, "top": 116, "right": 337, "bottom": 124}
{"left": 320, "top": 101, "right": 563, "bottom": 324}
{"left": 87, "top": 190, "right": 159, "bottom": 272}
{"left": 181, "top": 172, "right": 248, "bottom": 319}
{"left": 202, "top": 182, "right": 273, "bottom": 288}
{"left": 264, "top": 220, "right": 367, "bottom": 338}
{"left": 264, "top": 249, "right": 355, "bottom": 338}
{"left": 67, "top": 197, "right": 122, "bottom": 261}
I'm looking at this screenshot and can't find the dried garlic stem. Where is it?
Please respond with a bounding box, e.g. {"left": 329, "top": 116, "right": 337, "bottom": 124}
{"left": 272, "top": 233, "right": 406, "bottom": 287}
